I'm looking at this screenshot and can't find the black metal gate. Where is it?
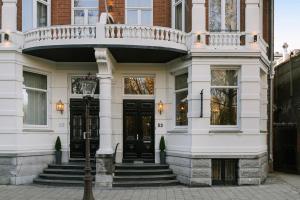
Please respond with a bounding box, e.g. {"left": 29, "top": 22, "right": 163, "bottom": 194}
{"left": 212, "top": 159, "right": 238, "bottom": 185}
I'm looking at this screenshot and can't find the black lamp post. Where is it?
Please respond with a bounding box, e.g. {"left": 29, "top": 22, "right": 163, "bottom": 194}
{"left": 81, "top": 74, "right": 97, "bottom": 200}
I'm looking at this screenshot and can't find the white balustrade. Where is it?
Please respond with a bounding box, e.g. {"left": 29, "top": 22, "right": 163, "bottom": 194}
{"left": 104, "top": 25, "right": 187, "bottom": 45}
{"left": 207, "top": 32, "right": 246, "bottom": 48}
{"left": 24, "top": 25, "right": 96, "bottom": 48}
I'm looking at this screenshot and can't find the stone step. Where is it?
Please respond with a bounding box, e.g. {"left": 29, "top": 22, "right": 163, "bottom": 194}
{"left": 39, "top": 173, "right": 95, "bottom": 181}
{"left": 114, "top": 169, "right": 173, "bottom": 176}
{"left": 48, "top": 164, "right": 96, "bottom": 170}
{"left": 113, "top": 174, "right": 176, "bottom": 182}
{"left": 112, "top": 180, "right": 180, "bottom": 187}
{"left": 69, "top": 158, "right": 96, "bottom": 163}
{"left": 115, "top": 164, "right": 169, "bottom": 170}
{"left": 33, "top": 178, "right": 86, "bottom": 187}
{"left": 44, "top": 168, "right": 96, "bottom": 175}
{"left": 122, "top": 159, "right": 154, "bottom": 163}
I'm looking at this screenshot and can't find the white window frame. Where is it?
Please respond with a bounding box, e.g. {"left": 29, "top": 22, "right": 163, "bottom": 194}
{"left": 174, "top": 72, "right": 188, "bottom": 128}
{"left": 72, "top": 0, "right": 99, "bottom": 25}
{"left": 33, "top": 0, "right": 51, "bottom": 28}
{"left": 172, "top": 0, "right": 186, "bottom": 31}
{"left": 23, "top": 69, "right": 50, "bottom": 129}
{"left": 209, "top": 0, "right": 240, "bottom": 31}
{"left": 210, "top": 66, "right": 240, "bottom": 131}
{"left": 122, "top": 75, "right": 155, "bottom": 99}
{"left": 125, "top": 0, "right": 153, "bottom": 26}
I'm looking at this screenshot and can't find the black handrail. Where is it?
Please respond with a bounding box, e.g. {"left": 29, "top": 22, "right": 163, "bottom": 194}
{"left": 113, "top": 143, "right": 120, "bottom": 164}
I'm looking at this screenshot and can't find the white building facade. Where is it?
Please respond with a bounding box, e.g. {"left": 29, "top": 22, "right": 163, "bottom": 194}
{"left": 0, "top": 0, "right": 271, "bottom": 186}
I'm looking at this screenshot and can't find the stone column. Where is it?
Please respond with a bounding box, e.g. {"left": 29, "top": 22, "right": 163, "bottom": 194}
{"left": 94, "top": 48, "right": 114, "bottom": 187}
{"left": 245, "top": 0, "right": 260, "bottom": 43}
{"left": 2, "top": 0, "right": 17, "bottom": 32}
{"left": 192, "top": 0, "right": 206, "bottom": 33}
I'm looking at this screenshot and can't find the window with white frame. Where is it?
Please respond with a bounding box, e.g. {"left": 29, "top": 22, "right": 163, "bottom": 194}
{"left": 73, "top": 0, "right": 99, "bottom": 25}
{"left": 124, "top": 76, "right": 155, "bottom": 95}
{"left": 175, "top": 73, "right": 188, "bottom": 126}
{"left": 36, "top": 0, "right": 50, "bottom": 27}
{"left": 126, "top": 0, "right": 152, "bottom": 26}
{"left": 23, "top": 71, "right": 48, "bottom": 126}
{"left": 209, "top": 0, "right": 240, "bottom": 32}
{"left": 210, "top": 68, "right": 239, "bottom": 126}
{"left": 173, "top": 0, "right": 186, "bottom": 31}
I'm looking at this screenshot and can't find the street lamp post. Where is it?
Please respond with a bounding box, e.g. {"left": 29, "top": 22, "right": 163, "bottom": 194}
{"left": 81, "top": 74, "right": 97, "bottom": 200}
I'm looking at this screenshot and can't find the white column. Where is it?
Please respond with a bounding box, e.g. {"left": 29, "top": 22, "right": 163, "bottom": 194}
{"left": 245, "top": 0, "right": 260, "bottom": 43}
{"left": 192, "top": 0, "right": 206, "bottom": 33}
{"left": 2, "top": 0, "right": 17, "bottom": 32}
{"left": 95, "top": 48, "right": 114, "bottom": 155}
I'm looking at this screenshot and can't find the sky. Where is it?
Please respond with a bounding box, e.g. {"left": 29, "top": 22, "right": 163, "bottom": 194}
{"left": 275, "top": 0, "right": 300, "bottom": 53}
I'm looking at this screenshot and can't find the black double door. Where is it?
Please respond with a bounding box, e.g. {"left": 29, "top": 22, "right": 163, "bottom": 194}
{"left": 70, "top": 99, "right": 99, "bottom": 158}
{"left": 123, "top": 100, "right": 155, "bottom": 162}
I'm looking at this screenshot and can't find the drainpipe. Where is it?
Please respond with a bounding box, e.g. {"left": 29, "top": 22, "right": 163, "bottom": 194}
{"left": 268, "top": 0, "right": 275, "bottom": 172}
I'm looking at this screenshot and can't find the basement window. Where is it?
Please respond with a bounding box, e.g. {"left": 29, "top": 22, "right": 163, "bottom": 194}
{"left": 212, "top": 159, "right": 238, "bottom": 185}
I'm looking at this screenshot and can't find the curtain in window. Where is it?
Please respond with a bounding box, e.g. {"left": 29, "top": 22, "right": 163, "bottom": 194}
{"left": 175, "top": 2, "right": 183, "bottom": 30}
{"left": 23, "top": 72, "right": 47, "bottom": 126}
{"left": 37, "top": 2, "right": 47, "bottom": 27}
{"left": 209, "top": 0, "right": 221, "bottom": 31}
{"left": 225, "top": 0, "right": 238, "bottom": 31}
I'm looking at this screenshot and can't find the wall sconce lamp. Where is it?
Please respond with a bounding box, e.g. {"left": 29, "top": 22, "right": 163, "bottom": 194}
{"left": 4, "top": 33, "right": 9, "bottom": 41}
{"left": 253, "top": 34, "right": 258, "bottom": 43}
{"left": 158, "top": 100, "right": 164, "bottom": 115}
{"left": 56, "top": 100, "right": 64, "bottom": 114}
{"left": 196, "top": 34, "right": 201, "bottom": 43}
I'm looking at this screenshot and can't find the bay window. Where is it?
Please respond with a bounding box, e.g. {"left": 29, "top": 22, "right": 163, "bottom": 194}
{"left": 126, "top": 0, "right": 153, "bottom": 26}
{"left": 175, "top": 73, "right": 188, "bottom": 126}
{"left": 210, "top": 68, "right": 239, "bottom": 126}
{"left": 209, "top": 0, "right": 240, "bottom": 32}
{"left": 73, "top": 0, "right": 99, "bottom": 25}
{"left": 23, "top": 71, "right": 48, "bottom": 126}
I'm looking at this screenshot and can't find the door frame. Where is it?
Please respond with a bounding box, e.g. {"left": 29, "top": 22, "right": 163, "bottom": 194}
{"left": 122, "top": 99, "right": 155, "bottom": 162}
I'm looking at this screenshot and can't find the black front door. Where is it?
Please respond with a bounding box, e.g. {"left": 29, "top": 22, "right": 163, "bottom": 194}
{"left": 123, "top": 100, "right": 155, "bottom": 162}
{"left": 70, "top": 99, "right": 99, "bottom": 158}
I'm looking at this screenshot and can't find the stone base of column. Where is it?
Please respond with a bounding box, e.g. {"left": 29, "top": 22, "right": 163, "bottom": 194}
{"left": 95, "top": 154, "right": 114, "bottom": 187}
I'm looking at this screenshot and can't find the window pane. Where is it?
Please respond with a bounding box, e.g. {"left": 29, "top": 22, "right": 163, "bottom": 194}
{"left": 141, "top": 10, "right": 152, "bottom": 26}
{"left": 88, "top": 10, "right": 98, "bottom": 24}
{"left": 126, "top": 10, "right": 138, "bottom": 25}
{"left": 225, "top": 0, "right": 238, "bottom": 31}
{"left": 124, "top": 77, "right": 154, "bottom": 95}
{"left": 209, "top": 0, "right": 221, "bottom": 31}
{"left": 23, "top": 89, "right": 47, "bottom": 125}
{"left": 176, "top": 90, "right": 188, "bottom": 126}
{"left": 24, "top": 71, "right": 47, "bottom": 90}
{"left": 74, "top": 0, "right": 98, "bottom": 7}
{"left": 74, "top": 10, "right": 85, "bottom": 25}
{"left": 175, "top": 73, "right": 188, "bottom": 90}
{"left": 127, "top": 0, "right": 152, "bottom": 7}
{"left": 37, "top": 2, "right": 47, "bottom": 27}
{"left": 211, "top": 88, "right": 237, "bottom": 125}
{"left": 71, "top": 76, "right": 99, "bottom": 95}
{"left": 175, "top": 3, "right": 182, "bottom": 30}
{"left": 211, "top": 70, "right": 238, "bottom": 86}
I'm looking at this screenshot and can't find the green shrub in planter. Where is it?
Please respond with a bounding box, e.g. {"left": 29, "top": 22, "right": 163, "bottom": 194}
{"left": 159, "top": 136, "right": 166, "bottom": 164}
{"left": 55, "top": 136, "right": 62, "bottom": 164}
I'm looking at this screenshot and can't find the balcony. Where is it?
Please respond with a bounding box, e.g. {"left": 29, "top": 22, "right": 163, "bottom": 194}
{"left": 19, "top": 14, "right": 268, "bottom": 62}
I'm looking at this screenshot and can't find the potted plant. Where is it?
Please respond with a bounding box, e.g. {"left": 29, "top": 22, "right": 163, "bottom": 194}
{"left": 159, "top": 136, "right": 166, "bottom": 164}
{"left": 55, "top": 136, "right": 62, "bottom": 164}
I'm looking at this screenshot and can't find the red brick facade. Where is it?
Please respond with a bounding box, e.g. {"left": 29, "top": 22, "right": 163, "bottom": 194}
{"left": 263, "top": 0, "right": 270, "bottom": 45}
{"left": 153, "top": 0, "right": 171, "bottom": 27}
{"left": 51, "top": 0, "right": 72, "bottom": 25}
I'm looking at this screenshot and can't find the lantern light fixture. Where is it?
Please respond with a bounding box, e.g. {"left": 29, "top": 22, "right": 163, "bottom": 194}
{"left": 253, "top": 34, "right": 258, "bottom": 43}
{"left": 56, "top": 100, "right": 64, "bottom": 114}
{"left": 158, "top": 100, "right": 164, "bottom": 115}
{"left": 81, "top": 73, "right": 98, "bottom": 98}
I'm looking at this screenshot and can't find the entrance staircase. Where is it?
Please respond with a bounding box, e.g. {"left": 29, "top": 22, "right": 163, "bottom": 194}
{"left": 34, "top": 159, "right": 179, "bottom": 187}
{"left": 33, "top": 158, "right": 95, "bottom": 186}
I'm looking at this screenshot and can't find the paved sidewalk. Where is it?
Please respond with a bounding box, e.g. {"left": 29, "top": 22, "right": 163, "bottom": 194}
{"left": 0, "top": 173, "right": 299, "bottom": 200}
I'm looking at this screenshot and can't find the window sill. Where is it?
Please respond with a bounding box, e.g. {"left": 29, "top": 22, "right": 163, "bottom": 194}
{"left": 209, "top": 130, "right": 243, "bottom": 134}
{"left": 23, "top": 129, "right": 54, "bottom": 133}
{"left": 167, "top": 127, "right": 188, "bottom": 134}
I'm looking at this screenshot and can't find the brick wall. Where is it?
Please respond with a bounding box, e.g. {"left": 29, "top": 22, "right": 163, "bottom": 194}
{"left": 153, "top": 0, "right": 171, "bottom": 27}
{"left": 263, "top": 0, "right": 270, "bottom": 45}
{"left": 51, "top": 0, "right": 71, "bottom": 25}
{"left": 185, "top": 0, "right": 192, "bottom": 32}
